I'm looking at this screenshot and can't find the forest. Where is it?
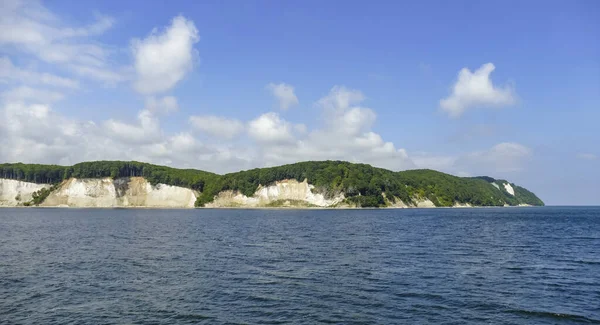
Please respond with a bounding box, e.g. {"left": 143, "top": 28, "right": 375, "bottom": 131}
{"left": 0, "top": 161, "right": 216, "bottom": 191}
{"left": 0, "top": 160, "right": 544, "bottom": 207}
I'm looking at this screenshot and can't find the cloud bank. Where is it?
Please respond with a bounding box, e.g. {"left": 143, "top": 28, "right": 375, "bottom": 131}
{"left": 0, "top": 2, "right": 533, "bottom": 179}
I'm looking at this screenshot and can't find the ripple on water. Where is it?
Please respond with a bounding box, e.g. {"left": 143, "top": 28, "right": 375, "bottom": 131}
{"left": 0, "top": 207, "right": 599, "bottom": 324}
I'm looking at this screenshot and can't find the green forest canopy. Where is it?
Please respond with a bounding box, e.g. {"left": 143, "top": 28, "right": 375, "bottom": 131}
{"left": 0, "top": 160, "right": 544, "bottom": 207}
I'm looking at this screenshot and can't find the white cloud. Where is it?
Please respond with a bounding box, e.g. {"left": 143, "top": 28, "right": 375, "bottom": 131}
{"left": 440, "top": 63, "right": 515, "bottom": 117}
{"left": 577, "top": 153, "right": 597, "bottom": 160}
{"left": 69, "top": 64, "right": 127, "bottom": 84}
{"left": 248, "top": 112, "right": 296, "bottom": 144}
{"left": 412, "top": 142, "right": 532, "bottom": 176}
{"left": 189, "top": 115, "right": 245, "bottom": 139}
{"left": 0, "top": 6, "right": 421, "bottom": 175}
{"left": 317, "top": 85, "right": 365, "bottom": 113}
{"left": 0, "top": 97, "right": 90, "bottom": 164}
{"left": 0, "top": 0, "right": 122, "bottom": 84}
{"left": 266, "top": 82, "right": 299, "bottom": 110}
{"left": 1, "top": 86, "right": 64, "bottom": 103}
{"left": 457, "top": 142, "right": 532, "bottom": 174}
{"left": 0, "top": 12, "right": 246, "bottom": 173}
{"left": 247, "top": 86, "right": 415, "bottom": 171}
{"left": 103, "top": 110, "right": 162, "bottom": 145}
{"left": 168, "top": 133, "right": 198, "bottom": 152}
{"left": 337, "top": 107, "right": 377, "bottom": 135}
{"left": 0, "top": 87, "right": 249, "bottom": 172}
{"left": 0, "top": 1, "right": 113, "bottom": 48}
{"left": 0, "top": 56, "right": 79, "bottom": 88}
{"left": 0, "top": 79, "right": 534, "bottom": 183}
{"left": 466, "top": 142, "right": 531, "bottom": 172}
{"left": 411, "top": 153, "right": 458, "bottom": 172}
{"left": 132, "top": 15, "right": 199, "bottom": 94}
{"left": 145, "top": 96, "right": 178, "bottom": 114}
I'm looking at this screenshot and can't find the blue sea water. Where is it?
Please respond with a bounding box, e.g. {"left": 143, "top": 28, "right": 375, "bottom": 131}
{"left": 1, "top": 207, "right": 599, "bottom": 324}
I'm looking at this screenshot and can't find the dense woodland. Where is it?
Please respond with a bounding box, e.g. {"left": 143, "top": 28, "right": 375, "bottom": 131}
{"left": 0, "top": 161, "right": 216, "bottom": 191}
{"left": 0, "top": 160, "right": 544, "bottom": 207}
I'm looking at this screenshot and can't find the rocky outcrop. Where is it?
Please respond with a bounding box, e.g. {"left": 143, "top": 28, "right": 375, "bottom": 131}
{"left": 384, "top": 194, "right": 409, "bottom": 208}
{"left": 206, "top": 179, "right": 345, "bottom": 208}
{"left": 453, "top": 202, "right": 473, "bottom": 208}
{"left": 0, "top": 179, "right": 50, "bottom": 206}
{"left": 503, "top": 182, "right": 515, "bottom": 196}
{"left": 40, "top": 177, "right": 197, "bottom": 208}
{"left": 415, "top": 198, "right": 436, "bottom": 208}
{"left": 206, "top": 181, "right": 449, "bottom": 208}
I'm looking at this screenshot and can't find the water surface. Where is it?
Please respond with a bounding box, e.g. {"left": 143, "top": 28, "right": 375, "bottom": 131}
{"left": 1, "top": 207, "right": 599, "bottom": 324}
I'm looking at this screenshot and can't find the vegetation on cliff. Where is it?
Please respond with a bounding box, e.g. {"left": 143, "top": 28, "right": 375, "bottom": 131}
{"left": 1, "top": 160, "right": 544, "bottom": 207}
{"left": 0, "top": 161, "right": 216, "bottom": 192}
{"left": 196, "top": 161, "right": 543, "bottom": 207}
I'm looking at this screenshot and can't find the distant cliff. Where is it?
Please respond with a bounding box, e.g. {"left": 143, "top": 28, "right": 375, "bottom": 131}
{"left": 0, "top": 160, "right": 544, "bottom": 208}
{"left": 41, "top": 177, "right": 197, "bottom": 208}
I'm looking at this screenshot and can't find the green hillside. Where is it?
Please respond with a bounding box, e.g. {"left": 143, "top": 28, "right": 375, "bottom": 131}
{"left": 0, "top": 160, "right": 544, "bottom": 207}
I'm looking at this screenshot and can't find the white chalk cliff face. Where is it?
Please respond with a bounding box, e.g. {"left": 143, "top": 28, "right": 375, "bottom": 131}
{"left": 0, "top": 179, "right": 50, "bottom": 206}
{"left": 0, "top": 177, "right": 534, "bottom": 209}
{"left": 207, "top": 180, "right": 447, "bottom": 208}
{"left": 503, "top": 183, "right": 515, "bottom": 196}
{"left": 207, "top": 179, "right": 345, "bottom": 207}
{"left": 41, "top": 177, "right": 197, "bottom": 208}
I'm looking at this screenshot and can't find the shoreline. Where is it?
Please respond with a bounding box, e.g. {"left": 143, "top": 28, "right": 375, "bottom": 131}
{"left": 0, "top": 205, "right": 537, "bottom": 210}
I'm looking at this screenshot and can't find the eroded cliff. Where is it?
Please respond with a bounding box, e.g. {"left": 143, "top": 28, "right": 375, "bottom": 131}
{"left": 40, "top": 177, "right": 197, "bottom": 208}
{"left": 0, "top": 179, "right": 50, "bottom": 206}
{"left": 206, "top": 179, "right": 346, "bottom": 207}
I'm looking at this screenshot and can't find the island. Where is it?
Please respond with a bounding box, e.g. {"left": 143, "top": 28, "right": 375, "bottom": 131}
{"left": 0, "top": 160, "right": 544, "bottom": 208}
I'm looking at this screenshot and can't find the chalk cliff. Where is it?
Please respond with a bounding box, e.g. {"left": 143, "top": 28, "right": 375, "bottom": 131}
{"left": 206, "top": 179, "right": 345, "bottom": 207}
{"left": 40, "top": 177, "right": 197, "bottom": 208}
{"left": 0, "top": 179, "right": 50, "bottom": 206}
{"left": 0, "top": 160, "right": 545, "bottom": 208}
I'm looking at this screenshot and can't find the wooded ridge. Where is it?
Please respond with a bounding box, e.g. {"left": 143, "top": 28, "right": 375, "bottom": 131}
{"left": 0, "top": 160, "right": 544, "bottom": 207}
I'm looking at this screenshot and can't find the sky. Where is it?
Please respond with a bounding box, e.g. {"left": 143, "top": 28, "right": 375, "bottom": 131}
{"left": 0, "top": 0, "right": 598, "bottom": 205}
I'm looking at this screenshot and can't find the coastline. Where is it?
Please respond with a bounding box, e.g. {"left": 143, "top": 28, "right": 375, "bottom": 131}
{"left": 0, "top": 204, "right": 536, "bottom": 210}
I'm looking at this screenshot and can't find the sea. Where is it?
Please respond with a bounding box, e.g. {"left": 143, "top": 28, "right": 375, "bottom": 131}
{"left": 1, "top": 207, "right": 598, "bottom": 324}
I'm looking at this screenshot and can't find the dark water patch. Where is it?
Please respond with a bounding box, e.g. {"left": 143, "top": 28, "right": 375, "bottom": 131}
{"left": 507, "top": 309, "right": 600, "bottom": 323}
{"left": 171, "top": 313, "right": 215, "bottom": 320}
{"left": 0, "top": 207, "right": 599, "bottom": 324}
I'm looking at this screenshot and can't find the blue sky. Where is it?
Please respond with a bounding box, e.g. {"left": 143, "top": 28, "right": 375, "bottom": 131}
{"left": 0, "top": 0, "right": 598, "bottom": 205}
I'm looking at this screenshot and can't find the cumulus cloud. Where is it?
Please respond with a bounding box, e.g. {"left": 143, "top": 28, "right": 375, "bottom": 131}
{"left": 0, "top": 95, "right": 93, "bottom": 164}
{"left": 266, "top": 82, "right": 299, "bottom": 110}
{"left": 317, "top": 85, "right": 365, "bottom": 113}
{"left": 0, "top": 87, "right": 249, "bottom": 172}
{"left": 103, "top": 110, "right": 162, "bottom": 145}
{"left": 0, "top": 77, "right": 533, "bottom": 180}
{"left": 190, "top": 115, "right": 245, "bottom": 139}
{"left": 440, "top": 63, "right": 515, "bottom": 117}
{"left": 145, "top": 96, "right": 179, "bottom": 114}
{"left": 246, "top": 86, "right": 415, "bottom": 171}
{"left": 0, "top": 5, "right": 423, "bottom": 175}
{"left": 0, "top": 11, "right": 249, "bottom": 172}
{"left": 132, "top": 15, "right": 199, "bottom": 94}
{"left": 248, "top": 112, "right": 297, "bottom": 144}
